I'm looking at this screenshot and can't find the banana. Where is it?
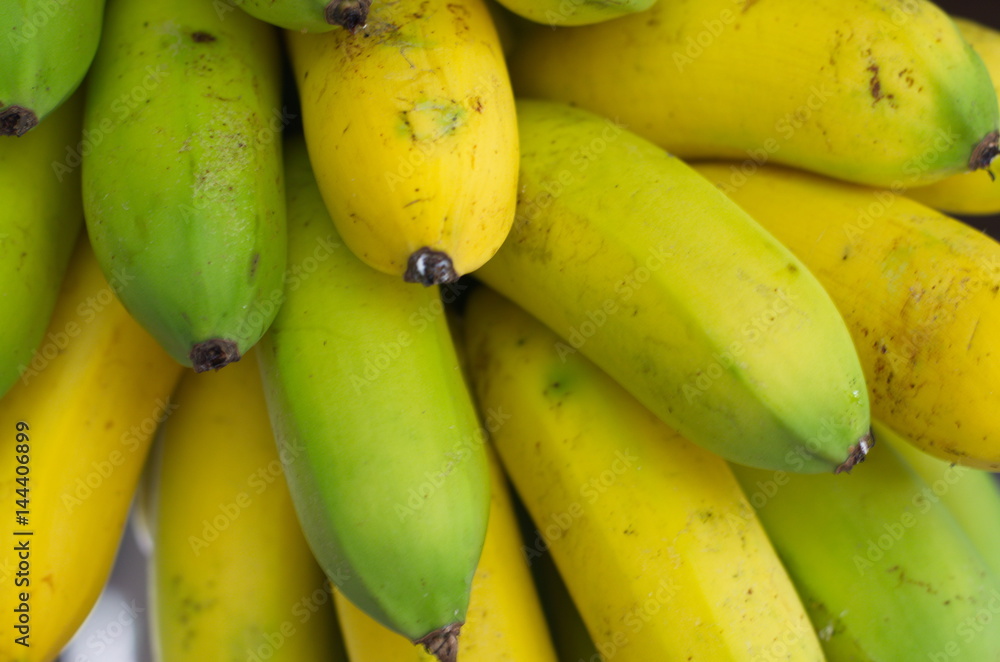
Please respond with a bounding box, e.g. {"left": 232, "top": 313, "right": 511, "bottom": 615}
{"left": 729, "top": 443, "right": 1000, "bottom": 660}
{"left": 334, "top": 444, "right": 559, "bottom": 662}
{"left": 907, "top": 16, "right": 1000, "bottom": 215}
{"left": 0, "top": 89, "right": 84, "bottom": 399}
{"left": 0, "top": 0, "right": 105, "bottom": 135}
{"left": 508, "top": 0, "right": 1000, "bottom": 188}
{"left": 221, "top": 0, "right": 372, "bottom": 33}
{"left": 692, "top": 161, "right": 1000, "bottom": 469}
{"left": 529, "top": 543, "right": 600, "bottom": 662}
{"left": 82, "top": 0, "right": 287, "bottom": 372}
{"left": 148, "top": 350, "right": 347, "bottom": 661}
{"left": 256, "top": 134, "right": 489, "bottom": 661}
{"left": 488, "top": 0, "right": 656, "bottom": 27}
{"left": 0, "top": 236, "right": 183, "bottom": 662}
{"left": 475, "top": 99, "right": 871, "bottom": 474}
{"left": 463, "top": 283, "right": 827, "bottom": 661}
{"left": 285, "top": 0, "right": 518, "bottom": 285}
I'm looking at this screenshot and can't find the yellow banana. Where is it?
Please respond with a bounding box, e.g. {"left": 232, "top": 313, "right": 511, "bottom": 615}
{"left": 463, "top": 284, "right": 826, "bottom": 661}
{"left": 334, "top": 445, "right": 559, "bottom": 662}
{"left": 907, "top": 16, "right": 1000, "bottom": 214}
{"left": 489, "top": 0, "right": 657, "bottom": 27}
{"left": 286, "top": 0, "right": 518, "bottom": 284}
{"left": 509, "top": 0, "right": 1000, "bottom": 188}
{"left": 148, "top": 350, "right": 347, "bottom": 661}
{"left": 0, "top": 236, "right": 183, "bottom": 662}
{"left": 692, "top": 161, "right": 1000, "bottom": 469}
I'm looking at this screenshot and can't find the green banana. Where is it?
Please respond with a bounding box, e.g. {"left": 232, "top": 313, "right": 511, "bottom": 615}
{"left": 0, "top": 0, "right": 105, "bottom": 135}
{"left": 81, "top": 0, "right": 287, "bottom": 372}
{"left": 475, "top": 100, "right": 871, "bottom": 473}
{"left": 221, "top": 0, "right": 371, "bottom": 33}
{"left": 729, "top": 445, "right": 1000, "bottom": 660}
{"left": 257, "top": 134, "right": 490, "bottom": 662}
{"left": 0, "top": 89, "right": 84, "bottom": 398}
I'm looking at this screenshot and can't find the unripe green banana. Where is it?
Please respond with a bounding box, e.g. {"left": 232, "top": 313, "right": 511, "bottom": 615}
{"left": 257, "top": 134, "right": 489, "bottom": 662}
{"left": 82, "top": 0, "right": 287, "bottom": 372}
{"left": 0, "top": 90, "right": 84, "bottom": 398}
{"left": 0, "top": 0, "right": 105, "bottom": 135}
{"left": 219, "top": 0, "right": 371, "bottom": 33}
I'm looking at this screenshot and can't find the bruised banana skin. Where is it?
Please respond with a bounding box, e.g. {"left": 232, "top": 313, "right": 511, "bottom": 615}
{"left": 256, "top": 135, "right": 489, "bottom": 662}
{"left": 225, "top": 0, "right": 372, "bottom": 33}
{"left": 509, "top": 0, "right": 1000, "bottom": 188}
{"left": 907, "top": 16, "right": 1000, "bottom": 215}
{"left": 0, "top": 90, "right": 85, "bottom": 399}
{"left": 693, "top": 162, "right": 1000, "bottom": 469}
{"left": 489, "top": 0, "right": 657, "bottom": 27}
{"left": 0, "top": 0, "right": 105, "bottom": 135}
{"left": 475, "top": 100, "right": 871, "bottom": 474}
{"left": 286, "top": 0, "right": 518, "bottom": 284}
{"left": 0, "top": 238, "right": 183, "bottom": 662}
{"left": 463, "top": 285, "right": 825, "bottom": 661}
{"left": 82, "top": 0, "right": 287, "bottom": 372}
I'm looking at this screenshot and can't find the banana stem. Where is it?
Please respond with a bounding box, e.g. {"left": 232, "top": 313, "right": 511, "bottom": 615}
{"left": 326, "top": 0, "right": 373, "bottom": 33}
{"left": 189, "top": 338, "right": 241, "bottom": 372}
{"left": 834, "top": 429, "right": 875, "bottom": 474}
{"left": 404, "top": 247, "right": 459, "bottom": 285}
{"left": 0, "top": 106, "right": 38, "bottom": 137}
{"left": 415, "top": 622, "right": 462, "bottom": 662}
{"left": 969, "top": 129, "right": 999, "bottom": 174}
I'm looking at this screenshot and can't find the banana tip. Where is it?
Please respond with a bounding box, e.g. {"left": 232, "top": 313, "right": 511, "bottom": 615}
{"left": 969, "top": 130, "right": 999, "bottom": 175}
{"left": 0, "top": 106, "right": 39, "bottom": 137}
{"left": 415, "top": 622, "right": 462, "bottom": 662}
{"left": 190, "top": 338, "right": 241, "bottom": 373}
{"left": 404, "top": 247, "right": 459, "bottom": 286}
{"left": 326, "top": 0, "right": 372, "bottom": 33}
{"left": 834, "top": 429, "right": 875, "bottom": 474}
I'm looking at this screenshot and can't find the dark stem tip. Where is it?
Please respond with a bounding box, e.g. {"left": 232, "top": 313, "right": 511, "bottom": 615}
{"left": 326, "top": 0, "right": 373, "bottom": 34}
{"left": 414, "top": 622, "right": 462, "bottom": 662}
{"left": 969, "top": 130, "right": 999, "bottom": 172}
{"left": 834, "top": 429, "right": 875, "bottom": 474}
{"left": 0, "top": 106, "right": 39, "bottom": 137}
{"left": 404, "top": 247, "right": 459, "bottom": 286}
{"left": 190, "top": 338, "right": 241, "bottom": 373}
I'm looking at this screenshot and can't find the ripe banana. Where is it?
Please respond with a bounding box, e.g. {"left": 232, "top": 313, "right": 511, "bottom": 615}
{"left": 0, "top": 0, "right": 105, "bottom": 135}
{"left": 286, "top": 0, "right": 518, "bottom": 285}
{"left": 0, "top": 90, "right": 84, "bottom": 399}
{"left": 256, "top": 135, "right": 489, "bottom": 661}
{"left": 475, "top": 99, "right": 871, "bottom": 474}
{"left": 729, "top": 444, "right": 1000, "bottom": 661}
{"left": 509, "top": 0, "right": 1000, "bottom": 188}
{"left": 222, "top": 0, "right": 371, "bottom": 33}
{"left": 82, "top": 0, "right": 287, "bottom": 372}
{"left": 488, "top": 0, "right": 656, "bottom": 27}
{"left": 463, "top": 284, "right": 826, "bottom": 661}
{"left": 148, "top": 350, "right": 347, "bottom": 661}
{"left": 333, "top": 445, "right": 559, "bottom": 662}
{"left": 0, "top": 237, "right": 183, "bottom": 662}
{"left": 907, "top": 16, "right": 1000, "bottom": 215}
{"left": 692, "top": 161, "right": 1000, "bottom": 469}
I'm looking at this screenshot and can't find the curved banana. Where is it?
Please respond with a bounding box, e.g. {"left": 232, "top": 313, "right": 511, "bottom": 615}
{"left": 476, "top": 100, "right": 871, "bottom": 474}
{"left": 729, "top": 443, "right": 1000, "bottom": 660}
{"left": 0, "top": 237, "right": 183, "bottom": 662}
{"left": 0, "top": 90, "right": 84, "bottom": 399}
{"left": 489, "top": 0, "right": 656, "bottom": 27}
{"left": 224, "top": 0, "right": 371, "bottom": 33}
{"left": 257, "top": 135, "right": 489, "bottom": 661}
{"left": 463, "top": 284, "right": 826, "bottom": 661}
{"left": 0, "top": 0, "right": 105, "bottom": 135}
{"left": 149, "top": 351, "right": 347, "bottom": 661}
{"left": 286, "top": 0, "right": 518, "bottom": 284}
{"left": 509, "top": 0, "right": 1000, "bottom": 188}
{"left": 907, "top": 16, "right": 1000, "bottom": 215}
{"left": 334, "top": 444, "right": 558, "bottom": 662}
{"left": 693, "top": 161, "right": 1000, "bottom": 469}
{"left": 82, "top": 0, "right": 287, "bottom": 372}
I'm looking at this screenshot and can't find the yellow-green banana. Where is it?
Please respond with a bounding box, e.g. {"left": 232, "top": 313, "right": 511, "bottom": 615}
{"left": 148, "top": 351, "right": 347, "bottom": 661}
{"left": 489, "top": 0, "right": 657, "bottom": 27}
{"left": 256, "top": 135, "right": 489, "bottom": 661}
{"left": 463, "top": 284, "right": 827, "bottom": 661}
{"left": 907, "top": 16, "right": 1000, "bottom": 215}
{"left": 0, "top": 90, "right": 84, "bottom": 399}
{"left": 0, "top": 236, "right": 183, "bottom": 662}
{"left": 0, "top": 0, "right": 105, "bottom": 135}
{"left": 692, "top": 161, "right": 1000, "bottom": 470}
{"left": 286, "top": 0, "right": 518, "bottom": 284}
{"left": 224, "top": 0, "right": 371, "bottom": 33}
{"left": 509, "top": 0, "right": 1000, "bottom": 188}
{"left": 82, "top": 0, "right": 287, "bottom": 372}
{"left": 729, "top": 445, "right": 1000, "bottom": 660}
{"left": 476, "top": 100, "right": 871, "bottom": 474}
